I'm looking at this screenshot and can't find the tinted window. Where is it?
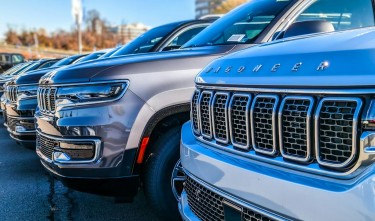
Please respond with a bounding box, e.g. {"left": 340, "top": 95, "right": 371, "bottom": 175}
{"left": 51, "top": 55, "right": 83, "bottom": 67}
{"left": 12, "top": 54, "right": 23, "bottom": 63}
{"left": 183, "top": 0, "right": 292, "bottom": 48}
{"left": 296, "top": 0, "right": 374, "bottom": 31}
{"left": 165, "top": 25, "right": 208, "bottom": 48}
{"left": 39, "top": 60, "right": 57, "bottom": 69}
{"left": 99, "top": 48, "right": 121, "bottom": 58}
{"left": 76, "top": 52, "right": 105, "bottom": 63}
{"left": 112, "top": 22, "right": 182, "bottom": 56}
{"left": 0, "top": 55, "right": 10, "bottom": 63}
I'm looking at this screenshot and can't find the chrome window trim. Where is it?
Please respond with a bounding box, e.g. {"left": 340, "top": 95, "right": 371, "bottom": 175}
{"left": 36, "top": 130, "right": 101, "bottom": 164}
{"left": 199, "top": 90, "right": 214, "bottom": 139}
{"left": 229, "top": 93, "right": 252, "bottom": 150}
{"left": 251, "top": 94, "right": 279, "bottom": 156}
{"left": 183, "top": 170, "right": 290, "bottom": 221}
{"left": 278, "top": 96, "right": 315, "bottom": 163}
{"left": 211, "top": 92, "right": 230, "bottom": 144}
{"left": 314, "top": 97, "right": 363, "bottom": 169}
{"left": 190, "top": 89, "right": 201, "bottom": 135}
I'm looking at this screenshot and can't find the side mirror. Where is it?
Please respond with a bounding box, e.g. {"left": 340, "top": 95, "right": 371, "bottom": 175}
{"left": 162, "top": 45, "right": 181, "bottom": 52}
{"left": 284, "top": 20, "right": 335, "bottom": 39}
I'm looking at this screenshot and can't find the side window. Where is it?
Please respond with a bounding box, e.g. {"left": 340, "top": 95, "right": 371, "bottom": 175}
{"left": 166, "top": 26, "right": 207, "bottom": 48}
{"left": 39, "top": 61, "right": 53, "bottom": 69}
{"left": 295, "top": 0, "right": 375, "bottom": 31}
{"left": 12, "top": 55, "right": 23, "bottom": 63}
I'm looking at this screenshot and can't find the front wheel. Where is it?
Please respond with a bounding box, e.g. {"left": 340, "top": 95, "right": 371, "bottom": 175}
{"left": 143, "top": 127, "right": 184, "bottom": 221}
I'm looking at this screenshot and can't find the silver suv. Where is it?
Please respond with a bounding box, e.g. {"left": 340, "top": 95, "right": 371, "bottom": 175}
{"left": 34, "top": 0, "right": 375, "bottom": 220}
{"left": 180, "top": 27, "right": 375, "bottom": 221}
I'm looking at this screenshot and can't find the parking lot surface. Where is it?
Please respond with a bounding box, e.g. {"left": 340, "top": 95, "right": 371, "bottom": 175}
{"left": 0, "top": 118, "right": 160, "bottom": 221}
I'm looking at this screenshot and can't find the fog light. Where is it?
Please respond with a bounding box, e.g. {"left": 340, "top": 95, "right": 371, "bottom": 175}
{"left": 53, "top": 152, "right": 71, "bottom": 162}
{"left": 54, "top": 141, "right": 96, "bottom": 162}
{"left": 15, "top": 125, "right": 27, "bottom": 133}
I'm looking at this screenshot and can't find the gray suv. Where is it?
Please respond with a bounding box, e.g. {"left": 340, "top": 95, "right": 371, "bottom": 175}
{"left": 34, "top": 0, "right": 375, "bottom": 219}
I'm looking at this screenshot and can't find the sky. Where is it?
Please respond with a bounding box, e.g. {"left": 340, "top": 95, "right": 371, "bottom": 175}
{"left": 0, "top": 0, "right": 195, "bottom": 38}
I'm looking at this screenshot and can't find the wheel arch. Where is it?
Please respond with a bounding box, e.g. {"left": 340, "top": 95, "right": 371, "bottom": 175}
{"left": 132, "top": 103, "right": 190, "bottom": 174}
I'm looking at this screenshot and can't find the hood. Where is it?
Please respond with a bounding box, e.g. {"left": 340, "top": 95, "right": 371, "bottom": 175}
{"left": 14, "top": 66, "right": 60, "bottom": 85}
{"left": 196, "top": 27, "right": 375, "bottom": 88}
{"left": 41, "top": 45, "right": 242, "bottom": 85}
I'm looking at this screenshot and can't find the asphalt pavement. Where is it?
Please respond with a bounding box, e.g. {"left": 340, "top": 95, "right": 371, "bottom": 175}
{"left": 0, "top": 117, "right": 160, "bottom": 221}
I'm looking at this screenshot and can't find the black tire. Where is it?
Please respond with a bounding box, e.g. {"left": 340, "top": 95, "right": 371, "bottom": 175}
{"left": 143, "top": 127, "right": 182, "bottom": 221}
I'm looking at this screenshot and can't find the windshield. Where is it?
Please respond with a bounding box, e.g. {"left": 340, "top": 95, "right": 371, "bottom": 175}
{"left": 51, "top": 55, "right": 81, "bottom": 67}
{"left": 112, "top": 22, "right": 183, "bottom": 57}
{"left": 183, "top": 0, "right": 292, "bottom": 48}
{"left": 76, "top": 52, "right": 106, "bottom": 63}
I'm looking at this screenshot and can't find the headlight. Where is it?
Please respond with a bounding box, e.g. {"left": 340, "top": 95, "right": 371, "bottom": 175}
{"left": 17, "top": 84, "right": 39, "bottom": 100}
{"left": 55, "top": 81, "right": 128, "bottom": 107}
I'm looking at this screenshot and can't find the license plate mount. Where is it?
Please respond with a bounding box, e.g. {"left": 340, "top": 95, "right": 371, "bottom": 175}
{"left": 223, "top": 200, "right": 242, "bottom": 221}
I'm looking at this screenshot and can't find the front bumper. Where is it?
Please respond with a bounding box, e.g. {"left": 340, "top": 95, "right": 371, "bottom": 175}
{"left": 180, "top": 122, "right": 375, "bottom": 221}
{"left": 35, "top": 89, "right": 145, "bottom": 179}
{"left": 5, "top": 101, "right": 36, "bottom": 142}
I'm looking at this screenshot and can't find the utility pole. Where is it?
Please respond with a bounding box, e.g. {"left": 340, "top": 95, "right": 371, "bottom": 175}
{"left": 72, "top": 0, "right": 83, "bottom": 54}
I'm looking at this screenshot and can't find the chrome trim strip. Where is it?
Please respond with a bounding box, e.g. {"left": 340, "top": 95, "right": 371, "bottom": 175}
{"left": 228, "top": 93, "right": 252, "bottom": 150}
{"left": 36, "top": 130, "right": 102, "bottom": 164}
{"left": 198, "top": 91, "right": 214, "bottom": 139}
{"left": 278, "top": 96, "right": 315, "bottom": 163}
{"left": 196, "top": 85, "right": 375, "bottom": 95}
{"left": 190, "top": 90, "right": 201, "bottom": 135}
{"left": 211, "top": 92, "right": 230, "bottom": 144}
{"left": 315, "top": 97, "right": 363, "bottom": 169}
{"left": 251, "top": 94, "right": 279, "bottom": 156}
{"left": 183, "top": 170, "right": 290, "bottom": 221}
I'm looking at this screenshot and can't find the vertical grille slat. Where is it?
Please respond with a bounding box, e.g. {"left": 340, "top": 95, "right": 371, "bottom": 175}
{"left": 279, "top": 96, "right": 314, "bottom": 163}
{"left": 315, "top": 98, "right": 362, "bottom": 168}
{"left": 229, "top": 94, "right": 251, "bottom": 150}
{"left": 37, "top": 87, "right": 57, "bottom": 114}
{"left": 191, "top": 90, "right": 201, "bottom": 135}
{"left": 199, "top": 91, "right": 213, "bottom": 139}
{"left": 251, "top": 95, "right": 279, "bottom": 156}
{"left": 212, "top": 93, "right": 230, "bottom": 144}
{"left": 6, "top": 86, "right": 18, "bottom": 103}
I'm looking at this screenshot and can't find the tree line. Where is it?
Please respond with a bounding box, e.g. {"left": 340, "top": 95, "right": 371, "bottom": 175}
{"left": 4, "top": 10, "right": 120, "bottom": 51}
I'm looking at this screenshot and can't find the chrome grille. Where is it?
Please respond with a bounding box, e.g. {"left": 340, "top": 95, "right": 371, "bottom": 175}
{"left": 191, "top": 89, "right": 363, "bottom": 171}
{"left": 251, "top": 95, "right": 279, "bottom": 155}
{"left": 212, "top": 93, "right": 229, "bottom": 144}
{"left": 199, "top": 91, "right": 213, "bottom": 138}
{"left": 38, "top": 87, "right": 57, "bottom": 114}
{"left": 36, "top": 134, "right": 56, "bottom": 160}
{"left": 6, "top": 86, "right": 18, "bottom": 103}
{"left": 185, "top": 176, "right": 276, "bottom": 221}
{"left": 191, "top": 90, "right": 200, "bottom": 134}
{"left": 316, "top": 98, "right": 362, "bottom": 168}
{"left": 229, "top": 94, "right": 251, "bottom": 149}
{"left": 279, "top": 97, "right": 314, "bottom": 162}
